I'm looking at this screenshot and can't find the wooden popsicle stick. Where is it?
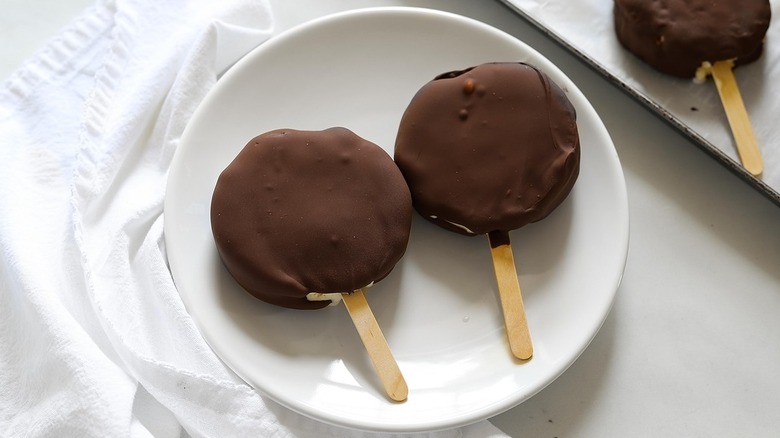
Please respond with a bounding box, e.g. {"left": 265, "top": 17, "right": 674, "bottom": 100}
{"left": 342, "top": 289, "right": 408, "bottom": 402}
{"left": 487, "top": 231, "right": 533, "bottom": 360}
{"left": 710, "top": 60, "right": 763, "bottom": 176}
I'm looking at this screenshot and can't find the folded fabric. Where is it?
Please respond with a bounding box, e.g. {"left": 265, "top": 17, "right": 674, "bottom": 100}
{"left": 0, "top": 0, "right": 509, "bottom": 436}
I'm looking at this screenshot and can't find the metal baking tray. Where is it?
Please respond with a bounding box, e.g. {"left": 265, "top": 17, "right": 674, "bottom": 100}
{"left": 498, "top": 0, "right": 780, "bottom": 206}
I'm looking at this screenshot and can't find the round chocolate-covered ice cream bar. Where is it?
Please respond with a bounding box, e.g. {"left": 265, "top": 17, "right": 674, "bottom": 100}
{"left": 613, "top": 0, "right": 771, "bottom": 78}
{"left": 394, "top": 62, "right": 580, "bottom": 236}
{"left": 211, "top": 128, "right": 412, "bottom": 310}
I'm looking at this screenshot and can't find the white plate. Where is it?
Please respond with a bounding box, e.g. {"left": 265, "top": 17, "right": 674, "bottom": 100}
{"left": 164, "top": 7, "right": 629, "bottom": 433}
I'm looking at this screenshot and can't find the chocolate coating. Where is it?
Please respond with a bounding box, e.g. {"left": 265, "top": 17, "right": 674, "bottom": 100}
{"left": 211, "top": 128, "right": 412, "bottom": 310}
{"left": 614, "top": 0, "right": 771, "bottom": 77}
{"left": 394, "top": 62, "right": 580, "bottom": 236}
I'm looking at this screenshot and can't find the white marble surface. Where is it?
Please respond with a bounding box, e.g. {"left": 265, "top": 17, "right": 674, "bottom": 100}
{"left": 3, "top": 1, "right": 779, "bottom": 436}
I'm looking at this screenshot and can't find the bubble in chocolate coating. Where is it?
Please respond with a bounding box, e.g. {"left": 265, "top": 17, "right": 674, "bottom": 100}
{"left": 394, "top": 62, "right": 580, "bottom": 236}
{"left": 211, "top": 128, "right": 412, "bottom": 310}
{"left": 614, "top": 0, "right": 771, "bottom": 77}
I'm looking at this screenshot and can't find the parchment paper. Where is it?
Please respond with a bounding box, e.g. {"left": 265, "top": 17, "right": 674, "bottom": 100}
{"left": 499, "top": 0, "right": 780, "bottom": 206}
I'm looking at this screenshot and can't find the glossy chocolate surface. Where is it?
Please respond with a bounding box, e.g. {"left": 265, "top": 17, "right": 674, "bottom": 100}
{"left": 614, "top": 0, "right": 771, "bottom": 77}
{"left": 394, "top": 62, "right": 580, "bottom": 236}
{"left": 211, "top": 128, "right": 412, "bottom": 309}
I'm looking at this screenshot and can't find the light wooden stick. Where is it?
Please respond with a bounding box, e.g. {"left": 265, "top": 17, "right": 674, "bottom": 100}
{"left": 342, "top": 289, "right": 408, "bottom": 402}
{"left": 711, "top": 60, "right": 763, "bottom": 176}
{"left": 488, "top": 231, "right": 533, "bottom": 360}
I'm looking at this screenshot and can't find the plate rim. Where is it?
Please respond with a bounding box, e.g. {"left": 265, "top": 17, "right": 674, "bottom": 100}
{"left": 164, "top": 6, "right": 629, "bottom": 433}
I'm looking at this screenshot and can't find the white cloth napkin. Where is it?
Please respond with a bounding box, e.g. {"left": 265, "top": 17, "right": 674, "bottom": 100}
{"left": 0, "top": 1, "right": 509, "bottom": 436}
